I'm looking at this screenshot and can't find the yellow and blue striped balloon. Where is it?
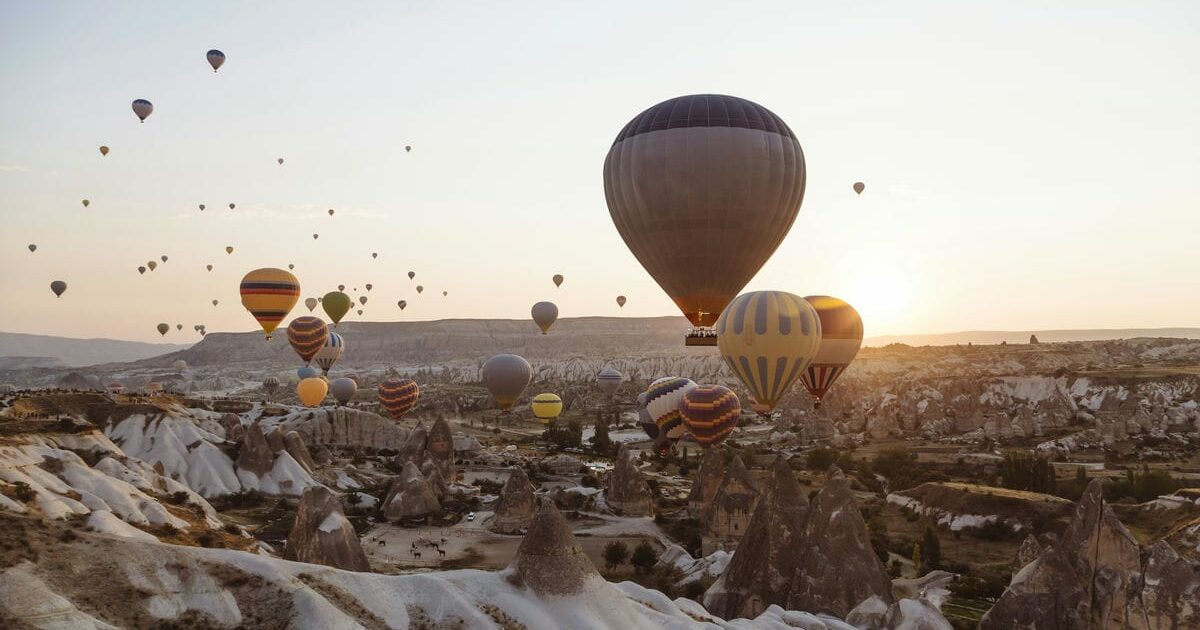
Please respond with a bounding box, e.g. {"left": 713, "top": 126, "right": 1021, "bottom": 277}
{"left": 715, "top": 291, "right": 822, "bottom": 415}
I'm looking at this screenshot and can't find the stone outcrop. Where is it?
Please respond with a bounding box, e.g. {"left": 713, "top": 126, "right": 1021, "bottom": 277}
{"left": 280, "top": 407, "right": 412, "bottom": 451}
{"left": 703, "top": 455, "right": 760, "bottom": 554}
{"left": 219, "top": 413, "right": 244, "bottom": 442}
{"left": 703, "top": 456, "right": 808, "bottom": 620}
{"left": 283, "top": 431, "right": 317, "bottom": 475}
{"left": 687, "top": 448, "right": 726, "bottom": 520}
{"left": 397, "top": 423, "right": 427, "bottom": 466}
{"left": 981, "top": 479, "right": 1200, "bottom": 629}
{"left": 492, "top": 467, "right": 536, "bottom": 534}
{"left": 382, "top": 461, "right": 441, "bottom": 521}
{"left": 1011, "top": 534, "right": 1043, "bottom": 579}
{"left": 605, "top": 445, "right": 653, "bottom": 517}
{"left": 789, "top": 465, "right": 894, "bottom": 617}
{"left": 426, "top": 418, "right": 453, "bottom": 467}
{"left": 425, "top": 464, "right": 448, "bottom": 500}
{"left": 505, "top": 500, "right": 602, "bottom": 596}
{"left": 235, "top": 422, "right": 275, "bottom": 477}
{"left": 265, "top": 427, "right": 286, "bottom": 454}
{"left": 283, "top": 486, "right": 368, "bottom": 571}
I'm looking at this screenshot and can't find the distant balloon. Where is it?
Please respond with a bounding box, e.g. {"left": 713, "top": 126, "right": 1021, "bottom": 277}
{"left": 321, "top": 291, "right": 352, "bottom": 325}
{"left": 616, "top": 295, "right": 627, "bottom": 308}
{"left": 337, "top": 285, "right": 345, "bottom": 292}
{"left": 175, "top": 324, "right": 182, "bottom": 331}
{"left": 552, "top": 274, "right": 564, "bottom": 288}
{"left": 206, "top": 49, "right": 225, "bottom": 72}
{"left": 173, "top": 359, "right": 187, "bottom": 372}
{"left": 681, "top": 385, "right": 741, "bottom": 448}
{"left": 138, "top": 266, "right": 146, "bottom": 275}
{"left": 225, "top": 246, "right": 233, "bottom": 255}
{"left": 297, "top": 366, "right": 319, "bottom": 380}
{"left": 157, "top": 323, "right": 169, "bottom": 336}
{"left": 531, "top": 301, "right": 558, "bottom": 334}
{"left": 229, "top": 203, "right": 235, "bottom": 210}
{"left": 287, "top": 316, "right": 329, "bottom": 365}
{"left": 304, "top": 297, "right": 318, "bottom": 312}
{"left": 27, "top": 244, "right": 36, "bottom": 252}
{"left": 160, "top": 255, "right": 168, "bottom": 263}
{"left": 288, "top": 264, "right": 294, "bottom": 270}
{"left": 531, "top": 393, "right": 563, "bottom": 425}
{"left": 378, "top": 377, "right": 420, "bottom": 420}
{"left": 99, "top": 146, "right": 109, "bottom": 156}
{"left": 199, "top": 204, "right": 206, "bottom": 211}
{"left": 329, "top": 377, "right": 357, "bottom": 405}
{"left": 645, "top": 377, "right": 696, "bottom": 442}
{"left": 206, "top": 264, "right": 213, "bottom": 271}
{"left": 405, "top": 145, "right": 411, "bottom": 152}
{"left": 372, "top": 253, "right": 378, "bottom": 259}
{"left": 416, "top": 285, "right": 424, "bottom": 294}
{"left": 397, "top": 300, "right": 407, "bottom": 310}
{"left": 596, "top": 367, "right": 623, "bottom": 397}
{"left": 365, "top": 284, "right": 372, "bottom": 291}
{"left": 328, "top": 209, "right": 335, "bottom": 216}
{"left": 313, "top": 332, "right": 344, "bottom": 375}
{"left": 799, "top": 295, "right": 863, "bottom": 404}
{"left": 482, "top": 354, "right": 532, "bottom": 411}
{"left": 358, "top": 296, "right": 368, "bottom": 306}
{"left": 278, "top": 158, "right": 284, "bottom": 165}
{"left": 408, "top": 271, "right": 415, "bottom": 280}
{"left": 715, "top": 291, "right": 821, "bottom": 416}
{"left": 442, "top": 291, "right": 448, "bottom": 297}
{"left": 212, "top": 299, "right": 218, "bottom": 306}
{"left": 82, "top": 199, "right": 90, "bottom": 208}
{"left": 147, "top": 261, "right": 157, "bottom": 271}
{"left": 297, "top": 377, "right": 328, "bottom": 407}
{"left": 853, "top": 182, "right": 865, "bottom": 195}
{"left": 239, "top": 268, "right": 301, "bottom": 340}
{"left": 50, "top": 281, "right": 67, "bottom": 297}
{"left": 312, "top": 233, "right": 319, "bottom": 240}
{"left": 262, "top": 376, "right": 280, "bottom": 398}
{"left": 131, "top": 99, "right": 153, "bottom": 122}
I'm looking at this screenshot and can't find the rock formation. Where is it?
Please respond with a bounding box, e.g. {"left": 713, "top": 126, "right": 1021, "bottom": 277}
{"left": 492, "top": 467, "right": 536, "bottom": 534}
{"left": 789, "top": 465, "right": 894, "bottom": 617}
{"left": 981, "top": 479, "right": 1200, "bottom": 629}
{"left": 703, "top": 455, "right": 760, "bottom": 554}
{"left": 283, "top": 407, "right": 411, "bottom": 451}
{"left": 265, "top": 427, "right": 286, "bottom": 454}
{"left": 605, "top": 444, "right": 653, "bottom": 516}
{"left": 235, "top": 422, "right": 275, "bottom": 477}
{"left": 1011, "top": 534, "right": 1043, "bottom": 579}
{"left": 703, "top": 456, "right": 808, "bottom": 620}
{"left": 219, "top": 413, "right": 244, "bottom": 442}
{"left": 283, "top": 486, "right": 369, "bottom": 571}
{"left": 688, "top": 447, "right": 726, "bottom": 520}
{"left": 425, "top": 463, "right": 448, "bottom": 500}
{"left": 505, "top": 500, "right": 602, "bottom": 596}
{"left": 426, "top": 417, "right": 454, "bottom": 479}
{"left": 397, "top": 423, "right": 427, "bottom": 466}
{"left": 382, "top": 461, "right": 441, "bottom": 521}
{"left": 283, "top": 431, "right": 317, "bottom": 475}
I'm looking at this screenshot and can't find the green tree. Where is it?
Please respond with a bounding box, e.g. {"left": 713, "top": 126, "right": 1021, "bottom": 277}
{"left": 806, "top": 447, "right": 836, "bottom": 471}
{"left": 603, "top": 541, "right": 630, "bottom": 572}
{"left": 921, "top": 526, "right": 941, "bottom": 573}
{"left": 631, "top": 541, "right": 657, "bottom": 574}
{"left": 591, "top": 416, "right": 613, "bottom": 456}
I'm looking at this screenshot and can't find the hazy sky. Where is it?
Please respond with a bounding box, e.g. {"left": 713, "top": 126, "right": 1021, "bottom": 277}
{"left": 2, "top": 1, "right": 1198, "bottom": 343}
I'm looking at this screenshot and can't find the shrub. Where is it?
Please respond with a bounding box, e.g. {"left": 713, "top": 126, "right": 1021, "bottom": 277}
{"left": 603, "top": 541, "right": 629, "bottom": 571}
{"left": 631, "top": 541, "right": 657, "bottom": 574}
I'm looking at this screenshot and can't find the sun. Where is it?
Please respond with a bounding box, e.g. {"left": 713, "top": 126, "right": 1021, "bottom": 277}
{"left": 840, "top": 266, "right": 916, "bottom": 337}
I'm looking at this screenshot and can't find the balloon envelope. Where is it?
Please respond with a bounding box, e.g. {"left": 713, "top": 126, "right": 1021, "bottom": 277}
{"left": 297, "top": 377, "right": 328, "bottom": 407}
{"left": 329, "top": 377, "right": 357, "bottom": 405}
{"left": 531, "top": 393, "right": 563, "bottom": 424}
{"left": 603, "top": 94, "right": 806, "bottom": 328}
{"left": 616, "top": 295, "right": 626, "bottom": 308}
{"left": 596, "top": 367, "right": 622, "bottom": 397}
{"left": 715, "top": 291, "right": 821, "bottom": 415}
{"left": 131, "top": 99, "right": 153, "bottom": 122}
{"left": 408, "top": 271, "right": 415, "bottom": 280}
{"left": 378, "top": 377, "right": 419, "bottom": 420}
{"left": 531, "top": 301, "right": 558, "bottom": 334}
{"left": 287, "top": 316, "right": 329, "bottom": 364}
{"left": 206, "top": 49, "right": 225, "bottom": 72}
{"left": 552, "top": 274, "right": 563, "bottom": 288}
{"left": 482, "top": 354, "right": 532, "bottom": 411}
{"left": 50, "top": 281, "right": 67, "bottom": 297}
{"left": 297, "top": 366, "right": 319, "bottom": 380}
{"left": 262, "top": 376, "right": 280, "bottom": 397}
{"left": 321, "top": 291, "right": 352, "bottom": 324}
{"left": 157, "top": 323, "right": 169, "bottom": 336}
{"left": 225, "top": 246, "right": 233, "bottom": 254}
{"left": 304, "top": 297, "right": 318, "bottom": 312}
{"left": 645, "top": 377, "right": 696, "bottom": 441}
{"left": 28, "top": 244, "right": 36, "bottom": 252}
{"left": 397, "top": 300, "right": 407, "bottom": 310}
{"left": 853, "top": 182, "right": 865, "bottom": 195}
{"left": 239, "top": 268, "right": 301, "bottom": 339}
{"left": 799, "top": 295, "right": 863, "bottom": 402}
{"left": 313, "top": 332, "right": 345, "bottom": 374}
{"left": 681, "top": 385, "right": 741, "bottom": 448}
{"left": 99, "top": 146, "right": 109, "bottom": 156}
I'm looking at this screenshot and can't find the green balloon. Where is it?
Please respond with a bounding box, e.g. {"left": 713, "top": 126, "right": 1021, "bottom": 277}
{"left": 321, "top": 291, "right": 352, "bottom": 325}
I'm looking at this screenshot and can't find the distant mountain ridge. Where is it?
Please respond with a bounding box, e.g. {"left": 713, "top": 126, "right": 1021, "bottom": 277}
{"left": 0, "top": 332, "right": 191, "bottom": 367}
{"left": 865, "top": 328, "right": 1200, "bottom": 347}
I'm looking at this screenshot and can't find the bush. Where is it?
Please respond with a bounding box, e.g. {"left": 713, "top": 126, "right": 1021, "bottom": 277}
{"left": 972, "top": 519, "right": 1016, "bottom": 541}
{"left": 806, "top": 447, "right": 837, "bottom": 471}
{"left": 631, "top": 541, "right": 657, "bottom": 574}
{"left": 603, "top": 541, "right": 629, "bottom": 571}
{"left": 165, "top": 491, "right": 191, "bottom": 505}
{"left": 471, "top": 478, "right": 504, "bottom": 495}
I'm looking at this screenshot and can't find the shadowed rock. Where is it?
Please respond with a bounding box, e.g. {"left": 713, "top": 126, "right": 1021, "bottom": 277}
{"left": 219, "top": 413, "right": 244, "bottom": 443}
{"left": 265, "top": 427, "right": 286, "bottom": 454}
{"left": 235, "top": 422, "right": 274, "bottom": 477}
{"left": 283, "top": 486, "right": 368, "bottom": 571}
{"left": 606, "top": 444, "right": 653, "bottom": 517}
{"left": 382, "top": 461, "right": 441, "bottom": 521}
{"left": 704, "top": 455, "right": 760, "bottom": 552}
{"left": 506, "top": 500, "right": 601, "bottom": 596}
{"left": 283, "top": 431, "right": 317, "bottom": 475}
{"left": 688, "top": 448, "right": 726, "bottom": 520}
{"left": 492, "top": 467, "right": 536, "bottom": 534}
{"left": 1012, "top": 534, "right": 1044, "bottom": 580}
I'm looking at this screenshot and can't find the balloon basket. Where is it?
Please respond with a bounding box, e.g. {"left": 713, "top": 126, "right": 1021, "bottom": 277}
{"left": 684, "top": 328, "right": 717, "bottom": 346}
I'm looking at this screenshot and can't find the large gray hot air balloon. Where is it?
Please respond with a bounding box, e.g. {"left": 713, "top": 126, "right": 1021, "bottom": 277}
{"left": 596, "top": 367, "right": 623, "bottom": 397}
{"left": 482, "top": 354, "right": 532, "bottom": 411}
{"left": 329, "top": 377, "right": 357, "bottom": 405}
{"left": 531, "top": 301, "right": 558, "bottom": 335}
{"left": 206, "top": 49, "right": 225, "bottom": 72}
{"left": 603, "top": 94, "right": 806, "bottom": 340}
{"left": 131, "top": 99, "right": 153, "bottom": 122}
{"left": 50, "top": 280, "right": 67, "bottom": 297}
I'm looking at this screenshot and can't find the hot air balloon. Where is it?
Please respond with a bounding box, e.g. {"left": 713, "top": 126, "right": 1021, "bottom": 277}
{"left": 853, "top": 182, "right": 865, "bottom": 195}
{"left": 313, "top": 332, "right": 344, "bottom": 375}
{"left": 365, "top": 284, "right": 372, "bottom": 291}
{"left": 312, "top": 233, "right": 319, "bottom": 240}
{"left": 358, "top": 296, "right": 367, "bottom": 306}
{"left": 482, "top": 354, "right": 532, "bottom": 411}
{"left": 645, "top": 377, "right": 696, "bottom": 442}
{"left": 337, "top": 285, "right": 345, "bottom": 292}
{"left": 715, "top": 291, "right": 821, "bottom": 416}
{"left": 278, "top": 158, "right": 284, "bottom": 165}
{"left": 172, "top": 359, "right": 187, "bottom": 372}
{"left": 138, "top": 266, "right": 146, "bottom": 275}
{"left": 262, "top": 376, "right": 280, "bottom": 398}
{"left": 287, "top": 316, "right": 329, "bottom": 365}
{"left": 28, "top": 244, "right": 36, "bottom": 252}
{"left": 637, "top": 391, "right": 658, "bottom": 439}
{"left": 356, "top": 309, "right": 362, "bottom": 316}
{"left": 147, "top": 261, "right": 157, "bottom": 271}
{"left": 531, "top": 393, "right": 563, "bottom": 425}
{"left": 397, "top": 300, "right": 407, "bottom": 310}
{"left": 799, "top": 296, "right": 863, "bottom": 405}
{"left": 327, "top": 209, "right": 335, "bottom": 217}
{"left": 288, "top": 264, "right": 294, "bottom": 270}
{"left": 416, "top": 285, "right": 423, "bottom": 294}
{"left": 442, "top": 291, "right": 448, "bottom": 297}
{"left": 371, "top": 253, "right": 378, "bottom": 259}
{"left": 681, "top": 385, "right": 741, "bottom": 448}
{"left": 297, "top": 377, "right": 328, "bottom": 407}
{"left": 50, "top": 281, "right": 67, "bottom": 297}
{"left": 225, "top": 246, "right": 233, "bottom": 254}
{"left": 239, "top": 268, "right": 301, "bottom": 340}
{"left": 229, "top": 203, "right": 235, "bottom": 210}
{"left": 175, "top": 324, "right": 182, "bottom": 331}
{"left": 321, "top": 291, "right": 351, "bottom": 325}
{"left": 157, "top": 323, "right": 169, "bottom": 336}
{"left": 206, "top": 49, "right": 225, "bottom": 72}
{"left": 160, "top": 255, "right": 168, "bottom": 263}
{"left": 408, "top": 271, "right": 415, "bottom": 280}
{"left": 604, "top": 95, "right": 806, "bottom": 346}
{"left": 378, "top": 377, "right": 420, "bottom": 420}
{"left": 531, "top": 302, "right": 558, "bottom": 334}
{"left": 99, "top": 146, "right": 109, "bottom": 156}
{"left": 212, "top": 299, "right": 218, "bottom": 306}
{"left": 199, "top": 204, "right": 206, "bottom": 211}
{"left": 131, "top": 99, "right": 153, "bottom": 122}
{"left": 304, "top": 297, "right": 318, "bottom": 312}
{"left": 344, "top": 372, "right": 360, "bottom": 386}
{"left": 206, "top": 264, "right": 213, "bottom": 272}
{"left": 82, "top": 199, "right": 90, "bottom": 208}
{"left": 405, "top": 145, "right": 411, "bottom": 152}
{"left": 616, "top": 295, "right": 627, "bottom": 308}
{"left": 596, "top": 367, "right": 622, "bottom": 397}
{"left": 552, "top": 274, "right": 563, "bottom": 288}
{"left": 329, "top": 377, "right": 357, "bottom": 405}
{"left": 297, "top": 366, "right": 319, "bottom": 380}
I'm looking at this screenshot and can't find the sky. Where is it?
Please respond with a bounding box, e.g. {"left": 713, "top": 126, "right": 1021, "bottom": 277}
{"left": 1, "top": 1, "right": 1198, "bottom": 343}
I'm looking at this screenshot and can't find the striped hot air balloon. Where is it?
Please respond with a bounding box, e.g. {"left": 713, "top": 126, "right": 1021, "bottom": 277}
{"left": 531, "top": 393, "right": 563, "bottom": 425}
{"left": 596, "top": 367, "right": 623, "bottom": 397}
{"left": 799, "top": 296, "right": 863, "bottom": 405}
{"left": 637, "top": 391, "right": 658, "bottom": 440}
{"left": 262, "top": 376, "right": 280, "bottom": 398}
{"left": 645, "top": 377, "right": 696, "bottom": 442}
{"left": 287, "top": 316, "right": 328, "bottom": 365}
{"left": 378, "top": 377, "right": 420, "bottom": 420}
{"left": 239, "top": 268, "right": 300, "bottom": 339}
{"left": 715, "top": 291, "right": 821, "bottom": 416}
{"left": 313, "top": 332, "right": 345, "bottom": 374}
{"left": 681, "top": 385, "right": 741, "bottom": 448}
